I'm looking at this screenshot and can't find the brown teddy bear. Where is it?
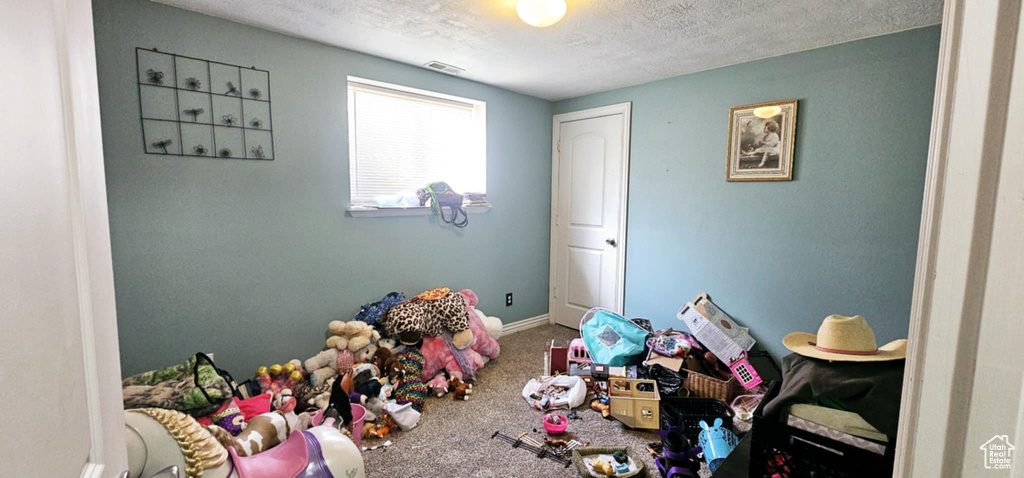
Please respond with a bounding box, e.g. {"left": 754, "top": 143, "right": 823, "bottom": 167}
{"left": 304, "top": 320, "right": 381, "bottom": 386}
{"left": 371, "top": 347, "right": 403, "bottom": 384}
{"left": 326, "top": 320, "right": 380, "bottom": 361}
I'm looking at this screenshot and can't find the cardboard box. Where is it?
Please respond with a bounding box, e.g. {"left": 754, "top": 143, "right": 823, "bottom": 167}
{"left": 644, "top": 348, "right": 685, "bottom": 372}
{"left": 676, "top": 292, "right": 755, "bottom": 364}
{"left": 608, "top": 378, "right": 660, "bottom": 429}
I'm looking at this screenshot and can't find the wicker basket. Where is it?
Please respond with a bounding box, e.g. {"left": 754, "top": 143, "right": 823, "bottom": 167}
{"left": 683, "top": 369, "right": 744, "bottom": 402}
{"left": 572, "top": 446, "right": 647, "bottom": 478}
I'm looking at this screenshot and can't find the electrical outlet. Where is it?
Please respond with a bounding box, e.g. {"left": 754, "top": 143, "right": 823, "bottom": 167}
{"left": 506, "top": 293, "right": 513, "bottom": 307}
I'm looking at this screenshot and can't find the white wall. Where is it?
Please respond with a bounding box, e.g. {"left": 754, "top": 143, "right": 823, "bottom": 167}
{"left": 0, "top": 0, "right": 127, "bottom": 476}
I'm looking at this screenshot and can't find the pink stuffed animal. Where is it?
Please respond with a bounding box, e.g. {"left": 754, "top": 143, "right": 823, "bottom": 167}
{"left": 421, "top": 290, "right": 500, "bottom": 387}
{"left": 456, "top": 289, "right": 500, "bottom": 359}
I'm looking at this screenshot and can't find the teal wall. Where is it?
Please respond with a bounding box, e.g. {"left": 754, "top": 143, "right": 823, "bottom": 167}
{"left": 554, "top": 26, "right": 940, "bottom": 359}
{"left": 96, "top": 0, "right": 938, "bottom": 375}
{"left": 93, "top": 0, "right": 553, "bottom": 376}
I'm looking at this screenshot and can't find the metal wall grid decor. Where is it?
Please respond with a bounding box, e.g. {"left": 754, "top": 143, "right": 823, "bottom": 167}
{"left": 136, "top": 47, "right": 275, "bottom": 160}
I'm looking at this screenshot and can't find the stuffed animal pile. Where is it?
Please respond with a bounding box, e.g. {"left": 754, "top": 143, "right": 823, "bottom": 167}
{"left": 220, "top": 287, "right": 502, "bottom": 447}
{"left": 382, "top": 287, "right": 474, "bottom": 349}
{"left": 120, "top": 286, "right": 503, "bottom": 466}
{"left": 422, "top": 289, "right": 501, "bottom": 393}
{"left": 304, "top": 320, "right": 381, "bottom": 386}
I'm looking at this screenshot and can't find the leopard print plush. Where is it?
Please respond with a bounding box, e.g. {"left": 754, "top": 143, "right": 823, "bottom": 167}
{"left": 383, "top": 291, "right": 470, "bottom": 341}
{"left": 427, "top": 293, "right": 470, "bottom": 334}
{"left": 383, "top": 300, "right": 426, "bottom": 340}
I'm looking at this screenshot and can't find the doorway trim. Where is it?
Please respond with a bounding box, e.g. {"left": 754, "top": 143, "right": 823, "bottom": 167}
{"left": 548, "top": 102, "right": 632, "bottom": 326}
{"left": 894, "top": 0, "right": 1023, "bottom": 475}
{"left": 53, "top": 0, "right": 128, "bottom": 475}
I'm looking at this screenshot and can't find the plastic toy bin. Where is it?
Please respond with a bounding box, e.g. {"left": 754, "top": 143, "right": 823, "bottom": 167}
{"left": 660, "top": 397, "right": 735, "bottom": 444}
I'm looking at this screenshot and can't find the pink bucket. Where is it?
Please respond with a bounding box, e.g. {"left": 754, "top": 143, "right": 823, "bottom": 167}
{"left": 349, "top": 404, "right": 366, "bottom": 448}
{"left": 543, "top": 414, "right": 568, "bottom": 435}
{"left": 311, "top": 404, "right": 366, "bottom": 449}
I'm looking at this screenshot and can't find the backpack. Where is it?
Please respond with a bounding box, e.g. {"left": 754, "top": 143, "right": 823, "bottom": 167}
{"left": 580, "top": 308, "right": 651, "bottom": 366}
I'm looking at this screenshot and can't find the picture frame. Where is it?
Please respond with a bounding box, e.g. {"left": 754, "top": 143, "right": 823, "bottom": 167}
{"left": 726, "top": 99, "right": 798, "bottom": 181}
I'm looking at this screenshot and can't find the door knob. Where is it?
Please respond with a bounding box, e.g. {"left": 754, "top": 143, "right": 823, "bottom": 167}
{"left": 606, "top": 238, "right": 617, "bottom": 247}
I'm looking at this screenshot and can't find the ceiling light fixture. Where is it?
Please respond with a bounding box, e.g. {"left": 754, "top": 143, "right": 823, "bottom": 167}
{"left": 753, "top": 106, "right": 782, "bottom": 119}
{"left": 517, "top": 0, "right": 567, "bottom": 28}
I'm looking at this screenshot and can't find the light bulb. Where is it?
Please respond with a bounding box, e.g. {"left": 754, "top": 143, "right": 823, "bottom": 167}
{"left": 753, "top": 106, "right": 782, "bottom": 119}
{"left": 517, "top": 0, "right": 567, "bottom": 28}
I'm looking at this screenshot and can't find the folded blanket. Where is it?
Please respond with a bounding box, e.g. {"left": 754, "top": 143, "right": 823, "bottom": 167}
{"left": 122, "top": 353, "right": 233, "bottom": 417}
{"left": 763, "top": 353, "right": 904, "bottom": 437}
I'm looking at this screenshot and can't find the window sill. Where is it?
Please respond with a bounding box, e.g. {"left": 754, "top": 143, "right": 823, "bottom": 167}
{"left": 346, "top": 204, "right": 492, "bottom": 218}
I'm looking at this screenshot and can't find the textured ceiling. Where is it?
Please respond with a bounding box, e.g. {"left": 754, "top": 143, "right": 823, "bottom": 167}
{"left": 152, "top": 0, "right": 943, "bottom": 101}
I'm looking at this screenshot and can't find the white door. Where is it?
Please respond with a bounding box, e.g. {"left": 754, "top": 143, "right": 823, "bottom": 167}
{"left": 1, "top": 0, "right": 127, "bottom": 477}
{"left": 550, "top": 104, "right": 631, "bottom": 329}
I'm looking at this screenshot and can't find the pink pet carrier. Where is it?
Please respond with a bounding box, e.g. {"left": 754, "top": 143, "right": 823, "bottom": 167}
{"left": 568, "top": 338, "right": 592, "bottom": 364}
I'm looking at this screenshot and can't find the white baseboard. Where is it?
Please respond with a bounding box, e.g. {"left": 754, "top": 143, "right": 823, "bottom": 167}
{"left": 79, "top": 464, "right": 104, "bottom": 478}
{"left": 502, "top": 314, "right": 550, "bottom": 336}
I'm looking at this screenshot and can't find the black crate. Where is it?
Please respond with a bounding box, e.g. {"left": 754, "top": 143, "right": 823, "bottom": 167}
{"left": 660, "top": 396, "right": 735, "bottom": 444}
{"left": 748, "top": 382, "right": 896, "bottom": 478}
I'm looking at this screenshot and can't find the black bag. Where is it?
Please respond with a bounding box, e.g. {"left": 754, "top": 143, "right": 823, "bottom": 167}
{"left": 236, "top": 378, "right": 263, "bottom": 400}
{"left": 649, "top": 363, "right": 685, "bottom": 397}
{"left": 424, "top": 181, "right": 468, "bottom": 228}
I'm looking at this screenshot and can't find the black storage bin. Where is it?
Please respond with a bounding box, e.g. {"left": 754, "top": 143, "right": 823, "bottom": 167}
{"left": 748, "top": 381, "right": 896, "bottom": 478}
{"left": 660, "top": 396, "right": 734, "bottom": 444}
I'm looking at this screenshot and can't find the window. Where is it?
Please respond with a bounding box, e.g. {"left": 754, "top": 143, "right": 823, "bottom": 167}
{"left": 347, "top": 77, "right": 486, "bottom": 209}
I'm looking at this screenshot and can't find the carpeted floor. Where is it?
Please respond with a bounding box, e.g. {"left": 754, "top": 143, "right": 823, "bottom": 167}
{"left": 361, "top": 323, "right": 681, "bottom": 477}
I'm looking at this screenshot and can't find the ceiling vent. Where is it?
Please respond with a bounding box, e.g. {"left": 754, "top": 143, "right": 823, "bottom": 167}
{"left": 423, "top": 61, "right": 465, "bottom": 76}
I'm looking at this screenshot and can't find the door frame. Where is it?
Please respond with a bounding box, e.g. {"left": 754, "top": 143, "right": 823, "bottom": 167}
{"left": 548, "top": 102, "right": 632, "bottom": 327}
{"left": 894, "top": 0, "right": 1023, "bottom": 475}
{"left": 53, "top": 0, "right": 128, "bottom": 476}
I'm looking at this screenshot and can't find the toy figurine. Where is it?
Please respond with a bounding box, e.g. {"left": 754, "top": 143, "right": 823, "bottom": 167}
{"left": 448, "top": 376, "right": 473, "bottom": 401}
{"left": 362, "top": 413, "right": 396, "bottom": 439}
{"left": 587, "top": 459, "right": 616, "bottom": 476}
{"left": 544, "top": 437, "right": 568, "bottom": 447}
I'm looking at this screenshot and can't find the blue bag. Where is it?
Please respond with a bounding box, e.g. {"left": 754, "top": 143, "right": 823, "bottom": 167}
{"left": 580, "top": 308, "right": 651, "bottom": 366}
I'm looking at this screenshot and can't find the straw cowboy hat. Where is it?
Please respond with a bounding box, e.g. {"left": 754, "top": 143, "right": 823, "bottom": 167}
{"left": 783, "top": 314, "right": 907, "bottom": 362}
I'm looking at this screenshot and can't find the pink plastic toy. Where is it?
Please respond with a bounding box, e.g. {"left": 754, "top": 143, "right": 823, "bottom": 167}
{"left": 728, "top": 353, "right": 763, "bottom": 390}
{"left": 543, "top": 413, "right": 568, "bottom": 435}
{"left": 312, "top": 403, "right": 366, "bottom": 448}
{"left": 568, "top": 338, "right": 592, "bottom": 364}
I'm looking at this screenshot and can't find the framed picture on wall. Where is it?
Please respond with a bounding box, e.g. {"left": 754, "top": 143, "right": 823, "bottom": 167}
{"left": 726, "top": 99, "right": 798, "bottom": 181}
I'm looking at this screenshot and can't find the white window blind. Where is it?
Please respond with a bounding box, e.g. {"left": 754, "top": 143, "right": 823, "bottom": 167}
{"left": 347, "top": 78, "right": 486, "bottom": 206}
